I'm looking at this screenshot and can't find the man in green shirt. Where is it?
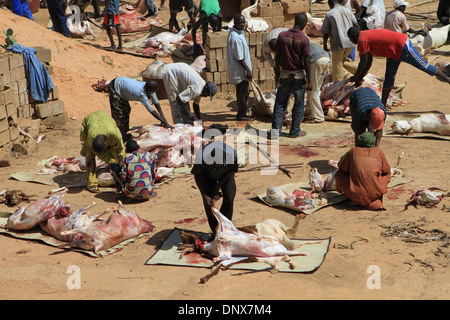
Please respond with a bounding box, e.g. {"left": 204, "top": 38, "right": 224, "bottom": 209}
{"left": 191, "top": 0, "right": 222, "bottom": 49}
{"left": 80, "top": 110, "right": 125, "bottom": 193}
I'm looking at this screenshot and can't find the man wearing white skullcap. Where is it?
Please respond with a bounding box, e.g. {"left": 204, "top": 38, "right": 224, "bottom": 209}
{"left": 384, "top": 0, "right": 426, "bottom": 35}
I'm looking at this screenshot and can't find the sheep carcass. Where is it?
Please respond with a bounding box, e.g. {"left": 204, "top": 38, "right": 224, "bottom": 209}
{"left": 178, "top": 207, "right": 308, "bottom": 282}
{"left": 2, "top": 189, "right": 69, "bottom": 231}
{"left": 422, "top": 24, "right": 450, "bottom": 50}
{"left": 117, "top": 0, "right": 161, "bottom": 33}
{"left": 225, "top": 0, "right": 270, "bottom": 32}
{"left": 61, "top": 201, "right": 154, "bottom": 255}
{"left": 66, "top": 5, "right": 97, "bottom": 39}
{"left": 308, "top": 167, "right": 336, "bottom": 193}
{"left": 305, "top": 12, "right": 323, "bottom": 37}
{"left": 391, "top": 114, "right": 450, "bottom": 136}
{"left": 266, "top": 186, "right": 317, "bottom": 211}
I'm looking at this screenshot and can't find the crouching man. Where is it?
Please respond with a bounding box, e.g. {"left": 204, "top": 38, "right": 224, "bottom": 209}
{"left": 80, "top": 110, "right": 125, "bottom": 193}
{"left": 191, "top": 141, "right": 239, "bottom": 233}
{"left": 335, "top": 132, "right": 391, "bottom": 211}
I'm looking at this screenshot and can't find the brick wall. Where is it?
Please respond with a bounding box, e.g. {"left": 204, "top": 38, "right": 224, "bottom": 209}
{"left": 0, "top": 47, "right": 66, "bottom": 152}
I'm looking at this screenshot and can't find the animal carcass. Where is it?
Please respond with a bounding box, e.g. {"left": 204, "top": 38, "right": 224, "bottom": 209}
{"left": 179, "top": 207, "right": 308, "bottom": 282}
{"left": 305, "top": 12, "right": 323, "bottom": 37}
{"left": 422, "top": 24, "right": 450, "bottom": 50}
{"left": 266, "top": 186, "right": 317, "bottom": 211}
{"left": 117, "top": 0, "right": 161, "bottom": 33}
{"left": 308, "top": 167, "right": 336, "bottom": 193}
{"left": 2, "top": 189, "right": 69, "bottom": 231}
{"left": 67, "top": 5, "right": 97, "bottom": 39}
{"left": 40, "top": 202, "right": 108, "bottom": 245}
{"left": 225, "top": 0, "right": 270, "bottom": 32}
{"left": 391, "top": 114, "right": 450, "bottom": 136}
{"left": 61, "top": 201, "right": 154, "bottom": 254}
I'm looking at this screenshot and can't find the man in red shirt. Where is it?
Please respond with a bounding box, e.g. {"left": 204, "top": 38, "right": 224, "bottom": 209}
{"left": 271, "top": 13, "right": 312, "bottom": 138}
{"left": 347, "top": 27, "right": 450, "bottom": 107}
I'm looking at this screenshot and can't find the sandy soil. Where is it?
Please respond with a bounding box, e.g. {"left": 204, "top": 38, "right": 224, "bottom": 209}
{"left": 0, "top": 0, "right": 449, "bottom": 301}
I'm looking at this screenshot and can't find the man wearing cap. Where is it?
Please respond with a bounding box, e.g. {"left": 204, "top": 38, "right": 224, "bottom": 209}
{"left": 108, "top": 76, "right": 173, "bottom": 142}
{"left": 191, "top": 141, "right": 239, "bottom": 233}
{"left": 335, "top": 131, "right": 391, "bottom": 211}
{"left": 347, "top": 27, "right": 450, "bottom": 108}
{"left": 349, "top": 87, "right": 386, "bottom": 147}
{"left": 227, "top": 13, "right": 253, "bottom": 121}
{"left": 385, "top": 0, "right": 426, "bottom": 36}
{"left": 161, "top": 62, "right": 217, "bottom": 125}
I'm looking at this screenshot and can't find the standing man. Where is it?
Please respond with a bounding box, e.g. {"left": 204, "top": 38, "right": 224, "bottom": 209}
{"left": 347, "top": 27, "right": 450, "bottom": 107}
{"left": 335, "top": 132, "right": 391, "bottom": 211}
{"left": 102, "top": 0, "right": 123, "bottom": 51}
{"left": 108, "top": 77, "right": 173, "bottom": 142}
{"left": 162, "top": 62, "right": 217, "bottom": 125}
{"left": 80, "top": 110, "right": 125, "bottom": 193}
{"left": 305, "top": 43, "right": 330, "bottom": 123}
{"left": 168, "top": 0, "right": 199, "bottom": 32}
{"left": 271, "top": 13, "right": 312, "bottom": 138}
{"left": 47, "top": 0, "right": 71, "bottom": 37}
{"left": 322, "top": 0, "right": 358, "bottom": 82}
{"left": 227, "top": 13, "right": 253, "bottom": 121}
{"left": 384, "top": 0, "right": 426, "bottom": 35}
{"left": 191, "top": 141, "right": 239, "bottom": 234}
{"left": 349, "top": 87, "right": 387, "bottom": 147}
{"left": 356, "top": 0, "right": 385, "bottom": 30}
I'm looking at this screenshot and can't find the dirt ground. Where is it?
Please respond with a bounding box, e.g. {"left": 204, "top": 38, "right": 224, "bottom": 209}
{"left": 0, "top": 0, "right": 449, "bottom": 301}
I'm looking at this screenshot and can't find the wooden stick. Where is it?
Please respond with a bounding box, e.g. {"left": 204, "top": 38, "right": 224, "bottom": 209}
{"left": 409, "top": 0, "right": 438, "bottom": 8}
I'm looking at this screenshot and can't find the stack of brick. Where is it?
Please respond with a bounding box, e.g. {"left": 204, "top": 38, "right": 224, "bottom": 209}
{"left": 202, "top": 30, "right": 277, "bottom": 95}
{"left": 254, "top": 0, "right": 310, "bottom": 28}
{"left": 0, "top": 46, "right": 66, "bottom": 152}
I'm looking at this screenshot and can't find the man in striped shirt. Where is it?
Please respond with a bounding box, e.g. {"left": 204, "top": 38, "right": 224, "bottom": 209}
{"left": 349, "top": 87, "right": 386, "bottom": 147}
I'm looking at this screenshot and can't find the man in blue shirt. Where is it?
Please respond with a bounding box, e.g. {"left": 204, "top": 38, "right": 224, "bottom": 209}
{"left": 226, "top": 13, "right": 253, "bottom": 121}
{"left": 108, "top": 77, "right": 173, "bottom": 142}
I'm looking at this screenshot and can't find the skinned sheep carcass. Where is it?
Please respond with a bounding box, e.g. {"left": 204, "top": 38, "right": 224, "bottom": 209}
{"left": 2, "top": 189, "right": 70, "bottom": 231}
{"left": 391, "top": 114, "right": 450, "bottom": 136}
{"left": 61, "top": 201, "right": 154, "bottom": 255}
{"left": 66, "top": 5, "right": 97, "bottom": 39}
{"left": 117, "top": 0, "right": 161, "bottom": 33}
{"left": 266, "top": 186, "right": 317, "bottom": 211}
{"left": 305, "top": 12, "right": 323, "bottom": 37}
{"left": 308, "top": 167, "right": 336, "bottom": 193}
{"left": 178, "top": 207, "right": 308, "bottom": 282}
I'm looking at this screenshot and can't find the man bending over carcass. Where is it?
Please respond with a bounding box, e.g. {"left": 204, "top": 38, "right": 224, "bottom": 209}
{"left": 80, "top": 110, "right": 125, "bottom": 193}
{"left": 108, "top": 77, "right": 173, "bottom": 142}
{"left": 191, "top": 141, "right": 239, "bottom": 234}
{"left": 335, "top": 132, "right": 391, "bottom": 211}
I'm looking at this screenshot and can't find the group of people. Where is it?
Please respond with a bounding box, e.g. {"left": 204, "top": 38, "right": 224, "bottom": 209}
{"left": 58, "top": 0, "right": 450, "bottom": 233}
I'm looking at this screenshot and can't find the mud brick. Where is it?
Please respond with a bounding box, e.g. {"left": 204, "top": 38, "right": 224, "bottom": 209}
{"left": 216, "top": 59, "right": 226, "bottom": 72}
{"left": 272, "top": 15, "right": 284, "bottom": 28}
{"left": 283, "top": 13, "right": 296, "bottom": 27}
{"left": 213, "top": 72, "right": 221, "bottom": 84}
{"left": 206, "top": 57, "right": 217, "bottom": 72}
{"left": 8, "top": 53, "right": 23, "bottom": 69}
{"left": 40, "top": 111, "right": 68, "bottom": 128}
{"left": 6, "top": 103, "right": 17, "bottom": 118}
{"left": 19, "top": 91, "right": 29, "bottom": 106}
{"left": 256, "top": 44, "right": 262, "bottom": 57}
{"left": 2, "top": 86, "right": 15, "bottom": 105}
{"left": 0, "top": 74, "right": 4, "bottom": 89}
{"left": 44, "top": 62, "right": 53, "bottom": 75}
{"left": 204, "top": 71, "right": 214, "bottom": 82}
{"left": 50, "top": 86, "right": 59, "bottom": 100}
{"left": 2, "top": 69, "right": 11, "bottom": 85}
{"left": 10, "top": 81, "right": 19, "bottom": 95}
{"left": 0, "top": 54, "right": 10, "bottom": 73}
{"left": 35, "top": 100, "right": 65, "bottom": 118}
{"left": 21, "top": 104, "right": 32, "bottom": 118}
{"left": 205, "top": 45, "right": 216, "bottom": 60}
{"left": 257, "top": 2, "right": 283, "bottom": 17}
{"left": 17, "top": 78, "right": 27, "bottom": 93}
{"left": 281, "top": 0, "right": 309, "bottom": 14}
{"left": 0, "top": 117, "right": 8, "bottom": 132}
{"left": 249, "top": 32, "right": 257, "bottom": 46}
{"left": 220, "top": 71, "right": 228, "bottom": 84}
{"left": 11, "top": 66, "right": 26, "bottom": 82}
{"left": 0, "top": 105, "right": 6, "bottom": 119}
{"left": 206, "top": 31, "right": 228, "bottom": 49}
{"left": 9, "top": 125, "right": 19, "bottom": 141}
{"left": 0, "top": 129, "right": 11, "bottom": 147}
{"left": 33, "top": 46, "right": 52, "bottom": 63}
